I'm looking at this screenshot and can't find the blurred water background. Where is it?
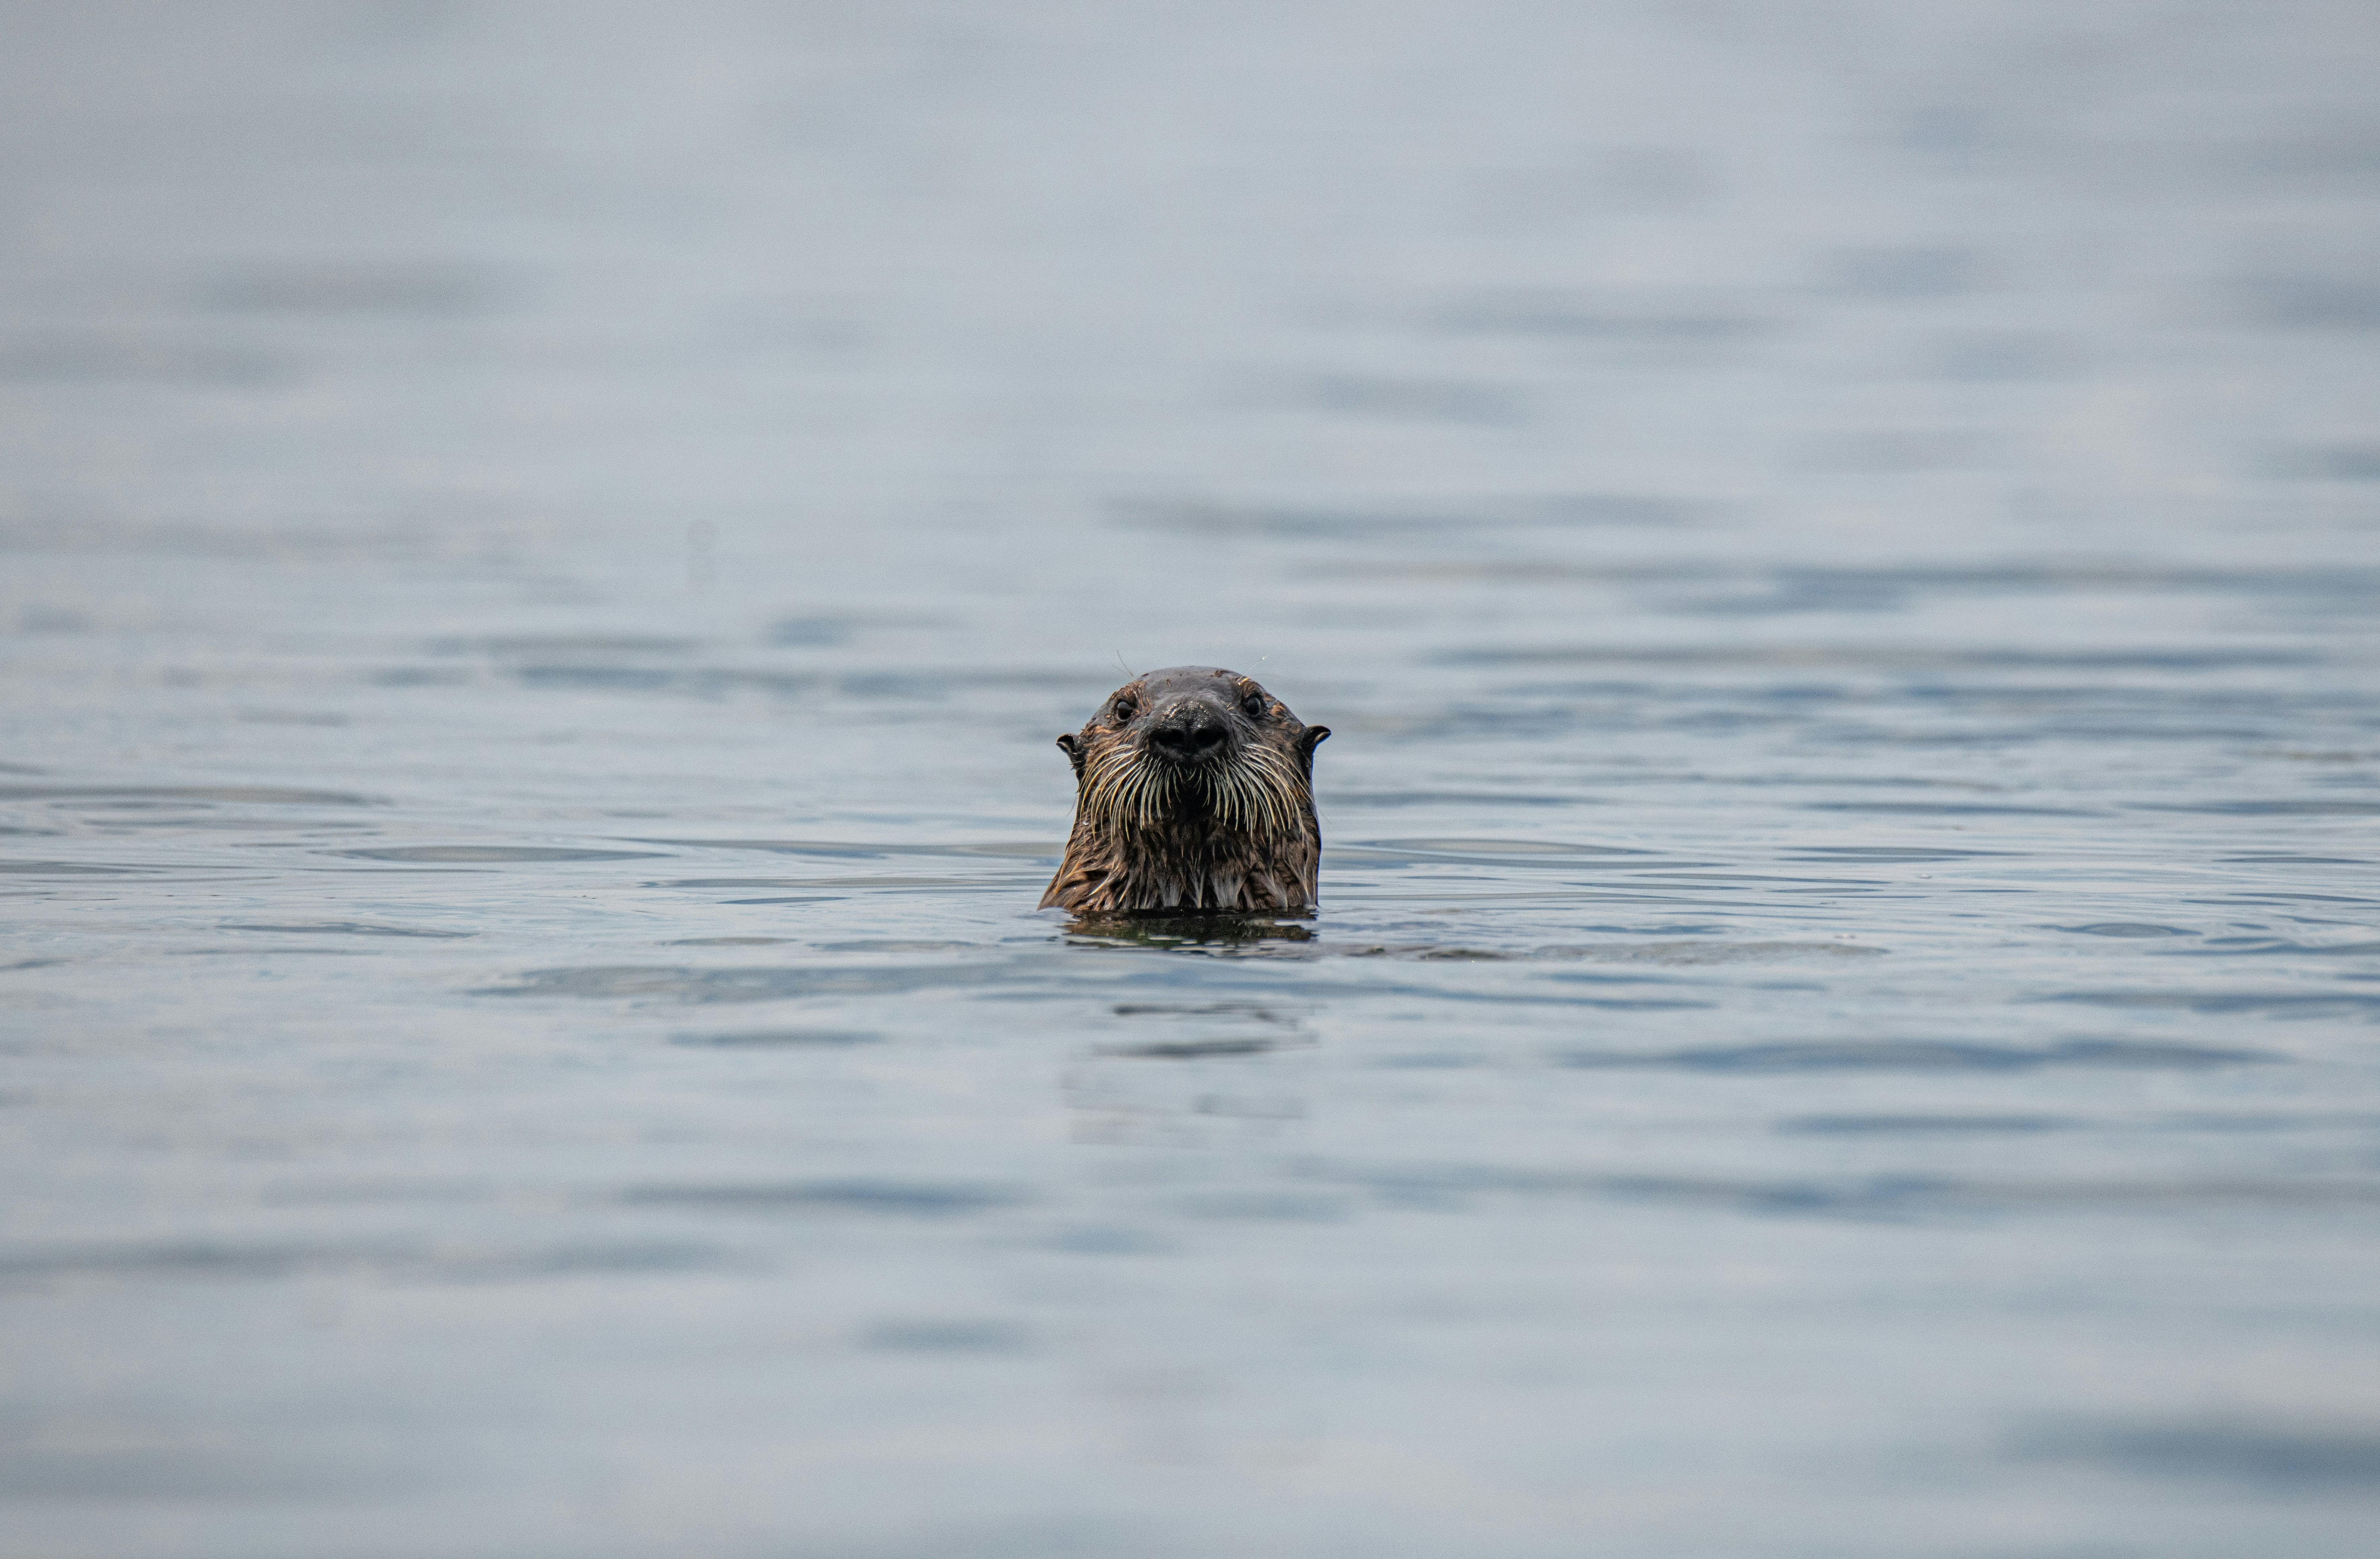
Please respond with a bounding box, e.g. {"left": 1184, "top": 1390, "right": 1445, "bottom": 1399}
{"left": 4, "top": 2, "right": 2379, "bottom": 1554}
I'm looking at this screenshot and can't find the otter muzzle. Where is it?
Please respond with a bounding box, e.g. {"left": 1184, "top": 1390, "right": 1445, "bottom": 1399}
{"left": 1147, "top": 706, "right": 1228, "bottom": 764}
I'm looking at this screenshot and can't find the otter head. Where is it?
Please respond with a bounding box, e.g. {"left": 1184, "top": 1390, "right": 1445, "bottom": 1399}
{"left": 1041, "top": 666, "right": 1328, "bottom": 915}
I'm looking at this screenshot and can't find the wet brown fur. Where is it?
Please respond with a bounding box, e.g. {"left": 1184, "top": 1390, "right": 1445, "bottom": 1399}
{"left": 1041, "top": 666, "right": 1328, "bottom": 914}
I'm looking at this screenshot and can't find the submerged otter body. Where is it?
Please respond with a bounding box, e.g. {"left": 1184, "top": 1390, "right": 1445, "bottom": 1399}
{"left": 1041, "top": 666, "right": 1329, "bottom": 914}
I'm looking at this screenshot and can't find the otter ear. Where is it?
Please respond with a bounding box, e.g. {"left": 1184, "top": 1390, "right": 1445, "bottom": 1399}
{"left": 1296, "top": 724, "right": 1329, "bottom": 778}
{"left": 1055, "top": 733, "right": 1085, "bottom": 778}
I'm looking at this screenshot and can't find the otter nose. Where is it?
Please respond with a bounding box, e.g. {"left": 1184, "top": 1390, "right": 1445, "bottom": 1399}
{"left": 1148, "top": 709, "right": 1227, "bottom": 763}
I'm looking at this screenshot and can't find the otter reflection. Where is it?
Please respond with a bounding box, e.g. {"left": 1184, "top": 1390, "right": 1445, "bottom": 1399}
{"left": 1061, "top": 913, "right": 1316, "bottom": 950}
{"left": 1041, "top": 666, "right": 1327, "bottom": 914}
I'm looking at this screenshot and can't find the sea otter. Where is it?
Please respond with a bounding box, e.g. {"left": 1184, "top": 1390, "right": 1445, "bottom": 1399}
{"left": 1040, "top": 666, "right": 1328, "bottom": 914}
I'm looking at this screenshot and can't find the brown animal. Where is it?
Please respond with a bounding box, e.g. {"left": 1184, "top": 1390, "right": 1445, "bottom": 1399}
{"left": 1040, "top": 666, "right": 1328, "bottom": 914}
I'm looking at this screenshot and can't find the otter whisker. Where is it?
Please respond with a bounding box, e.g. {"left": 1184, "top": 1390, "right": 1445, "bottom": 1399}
{"left": 1203, "top": 743, "right": 1300, "bottom": 843}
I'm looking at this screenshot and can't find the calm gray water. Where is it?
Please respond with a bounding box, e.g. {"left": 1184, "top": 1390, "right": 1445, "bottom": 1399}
{"left": 4, "top": 3, "right": 2379, "bottom": 1554}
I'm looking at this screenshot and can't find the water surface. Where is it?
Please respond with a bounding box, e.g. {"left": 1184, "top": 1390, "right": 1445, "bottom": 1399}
{"left": 3, "top": 3, "right": 2378, "bottom": 1555}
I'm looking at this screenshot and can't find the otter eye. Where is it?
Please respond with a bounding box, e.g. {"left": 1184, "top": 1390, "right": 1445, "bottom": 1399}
{"left": 1241, "top": 692, "right": 1265, "bottom": 718}
{"left": 1111, "top": 697, "right": 1137, "bottom": 721}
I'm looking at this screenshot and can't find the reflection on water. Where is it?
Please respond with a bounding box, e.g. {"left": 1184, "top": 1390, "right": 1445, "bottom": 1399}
{"left": 1064, "top": 913, "right": 1318, "bottom": 950}
{"left": 4, "top": 1, "right": 2380, "bottom": 1554}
